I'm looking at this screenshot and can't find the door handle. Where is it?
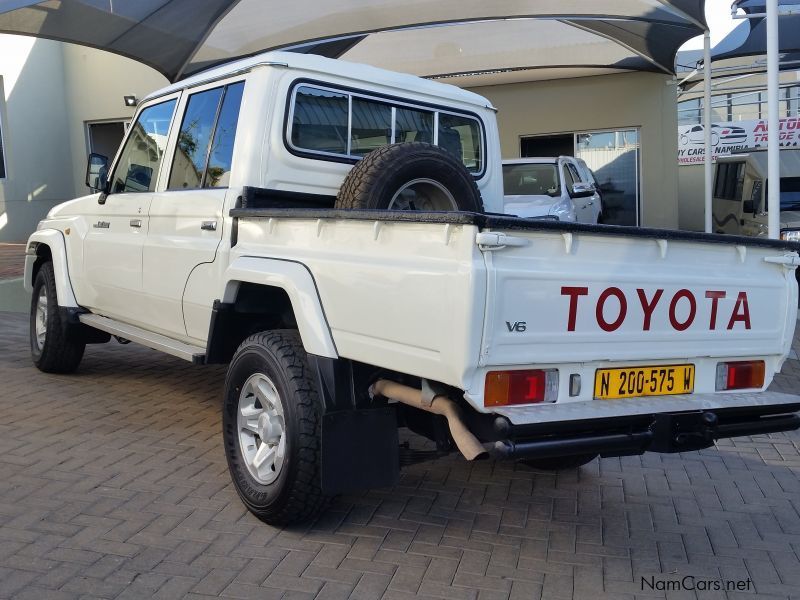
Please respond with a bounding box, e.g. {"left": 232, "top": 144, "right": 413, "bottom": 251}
{"left": 201, "top": 221, "right": 217, "bottom": 231}
{"left": 129, "top": 219, "right": 142, "bottom": 228}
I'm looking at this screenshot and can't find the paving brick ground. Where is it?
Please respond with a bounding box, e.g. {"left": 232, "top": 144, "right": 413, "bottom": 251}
{"left": 0, "top": 244, "right": 24, "bottom": 281}
{"left": 0, "top": 311, "right": 799, "bottom": 600}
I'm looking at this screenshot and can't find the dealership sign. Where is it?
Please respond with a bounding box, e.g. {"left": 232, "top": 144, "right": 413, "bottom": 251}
{"left": 678, "top": 117, "right": 800, "bottom": 165}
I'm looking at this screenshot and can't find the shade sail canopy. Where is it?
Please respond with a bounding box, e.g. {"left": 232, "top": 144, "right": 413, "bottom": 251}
{"left": 0, "top": 0, "right": 706, "bottom": 83}
{"left": 677, "top": 1, "right": 800, "bottom": 91}
{"left": 712, "top": 10, "right": 800, "bottom": 63}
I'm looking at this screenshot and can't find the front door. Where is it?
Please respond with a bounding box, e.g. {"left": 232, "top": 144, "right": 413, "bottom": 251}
{"left": 81, "top": 98, "right": 178, "bottom": 325}
{"left": 142, "top": 81, "right": 245, "bottom": 339}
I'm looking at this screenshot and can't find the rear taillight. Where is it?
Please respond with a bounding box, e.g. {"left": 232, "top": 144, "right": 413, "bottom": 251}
{"left": 485, "top": 369, "right": 558, "bottom": 407}
{"left": 715, "top": 361, "right": 765, "bottom": 391}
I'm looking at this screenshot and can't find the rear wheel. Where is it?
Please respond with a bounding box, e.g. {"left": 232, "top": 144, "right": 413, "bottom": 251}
{"left": 335, "top": 142, "right": 483, "bottom": 212}
{"left": 223, "top": 330, "right": 329, "bottom": 525}
{"left": 519, "top": 454, "right": 597, "bottom": 471}
{"left": 29, "top": 261, "right": 85, "bottom": 373}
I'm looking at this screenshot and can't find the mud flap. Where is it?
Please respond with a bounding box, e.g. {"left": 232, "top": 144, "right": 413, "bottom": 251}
{"left": 320, "top": 407, "right": 399, "bottom": 495}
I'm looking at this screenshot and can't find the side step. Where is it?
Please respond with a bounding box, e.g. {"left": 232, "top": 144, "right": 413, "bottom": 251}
{"left": 79, "top": 314, "right": 206, "bottom": 364}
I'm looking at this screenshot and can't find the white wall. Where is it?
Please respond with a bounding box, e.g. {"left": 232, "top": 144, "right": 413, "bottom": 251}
{"left": 0, "top": 35, "right": 166, "bottom": 242}
{"left": 61, "top": 44, "right": 167, "bottom": 198}
{"left": 469, "top": 71, "right": 680, "bottom": 229}
{"left": 0, "top": 36, "right": 73, "bottom": 241}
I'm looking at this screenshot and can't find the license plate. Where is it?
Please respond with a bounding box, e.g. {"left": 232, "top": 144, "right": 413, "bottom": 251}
{"left": 594, "top": 364, "right": 694, "bottom": 399}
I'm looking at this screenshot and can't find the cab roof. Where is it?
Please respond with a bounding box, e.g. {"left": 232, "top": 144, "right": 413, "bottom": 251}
{"left": 143, "top": 50, "right": 495, "bottom": 111}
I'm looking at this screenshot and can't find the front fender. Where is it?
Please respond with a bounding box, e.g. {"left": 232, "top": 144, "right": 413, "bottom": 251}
{"left": 224, "top": 256, "right": 337, "bottom": 358}
{"left": 24, "top": 229, "right": 78, "bottom": 308}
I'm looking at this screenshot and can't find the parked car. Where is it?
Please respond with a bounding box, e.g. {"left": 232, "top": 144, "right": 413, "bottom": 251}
{"left": 25, "top": 51, "right": 800, "bottom": 526}
{"left": 502, "top": 157, "right": 603, "bottom": 223}
{"left": 713, "top": 148, "right": 800, "bottom": 302}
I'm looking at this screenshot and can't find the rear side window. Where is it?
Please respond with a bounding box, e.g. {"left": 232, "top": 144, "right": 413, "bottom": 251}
{"left": 290, "top": 87, "right": 348, "bottom": 155}
{"left": 288, "top": 83, "right": 484, "bottom": 175}
{"left": 168, "top": 81, "right": 245, "bottom": 190}
{"left": 206, "top": 82, "right": 245, "bottom": 187}
{"left": 111, "top": 99, "right": 177, "bottom": 193}
{"left": 439, "top": 113, "right": 481, "bottom": 171}
{"left": 350, "top": 97, "right": 392, "bottom": 156}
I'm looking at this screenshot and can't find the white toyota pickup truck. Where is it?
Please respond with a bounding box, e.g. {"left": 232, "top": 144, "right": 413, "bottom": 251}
{"left": 25, "top": 51, "right": 800, "bottom": 525}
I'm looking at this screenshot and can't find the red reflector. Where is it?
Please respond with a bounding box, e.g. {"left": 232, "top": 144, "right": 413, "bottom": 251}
{"left": 485, "top": 369, "right": 557, "bottom": 407}
{"left": 716, "top": 361, "right": 765, "bottom": 391}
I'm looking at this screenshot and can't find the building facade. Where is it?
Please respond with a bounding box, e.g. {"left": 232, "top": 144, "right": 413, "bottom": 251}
{"left": 0, "top": 35, "right": 166, "bottom": 242}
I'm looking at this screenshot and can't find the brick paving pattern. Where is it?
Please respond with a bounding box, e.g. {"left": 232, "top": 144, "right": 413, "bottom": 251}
{"left": 0, "top": 244, "right": 25, "bottom": 280}
{"left": 0, "top": 311, "right": 798, "bottom": 599}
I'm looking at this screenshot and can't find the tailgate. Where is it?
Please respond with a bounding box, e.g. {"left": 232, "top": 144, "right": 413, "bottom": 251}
{"left": 480, "top": 227, "right": 799, "bottom": 367}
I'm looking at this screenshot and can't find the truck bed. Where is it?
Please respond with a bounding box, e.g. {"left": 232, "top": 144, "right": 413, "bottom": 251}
{"left": 230, "top": 207, "right": 800, "bottom": 420}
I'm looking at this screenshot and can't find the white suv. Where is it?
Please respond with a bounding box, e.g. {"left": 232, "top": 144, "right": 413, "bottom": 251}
{"left": 502, "top": 156, "right": 603, "bottom": 223}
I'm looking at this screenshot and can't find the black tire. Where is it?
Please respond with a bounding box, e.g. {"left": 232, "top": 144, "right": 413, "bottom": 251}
{"left": 223, "top": 330, "right": 329, "bottom": 525}
{"left": 335, "top": 142, "right": 484, "bottom": 212}
{"left": 519, "top": 453, "right": 598, "bottom": 471}
{"left": 29, "top": 261, "right": 85, "bottom": 373}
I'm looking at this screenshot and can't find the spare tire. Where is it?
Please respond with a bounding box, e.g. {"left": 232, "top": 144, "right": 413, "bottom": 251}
{"left": 335, "top": 142, "right": 483, "bottom": 212}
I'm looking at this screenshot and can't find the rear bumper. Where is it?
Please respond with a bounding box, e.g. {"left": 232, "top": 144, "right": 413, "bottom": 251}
{"left": 488, "top": 394, "right": 800, "bottom": 459}
{"left": 489, "top": 391, "right": 800, "bottom": 424}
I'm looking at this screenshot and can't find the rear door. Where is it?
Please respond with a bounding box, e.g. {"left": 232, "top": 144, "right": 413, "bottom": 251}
{"left": 142, "top": 79, "right": 245, "bottom": 338}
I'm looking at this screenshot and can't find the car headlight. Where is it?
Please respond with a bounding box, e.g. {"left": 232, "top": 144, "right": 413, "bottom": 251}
{"left": 780, "top": 229, "right": 800, "bottom": 242}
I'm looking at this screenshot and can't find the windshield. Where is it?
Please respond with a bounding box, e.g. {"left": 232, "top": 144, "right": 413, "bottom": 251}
{"left": 503, "top": 163, "right": 560, "bottom": 196}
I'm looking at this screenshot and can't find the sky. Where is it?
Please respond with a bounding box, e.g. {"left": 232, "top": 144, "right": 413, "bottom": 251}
{"left": 680, "top": 0, "right": 739, "bottom": 50}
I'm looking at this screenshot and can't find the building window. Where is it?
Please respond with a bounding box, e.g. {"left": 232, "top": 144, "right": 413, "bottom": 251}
{"left": 678, "top": 98, "right": 701, "bottom": 126}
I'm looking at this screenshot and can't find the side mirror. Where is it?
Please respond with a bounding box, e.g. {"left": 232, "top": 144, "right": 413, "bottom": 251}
{"left": 742, "top": 200, "right": 755, "bottom": 215}
{"left": 85, "top": 153, "right": 109, "bottom": 193}
{"left": 570, "top": 182, "right": 595, "bottom": 198}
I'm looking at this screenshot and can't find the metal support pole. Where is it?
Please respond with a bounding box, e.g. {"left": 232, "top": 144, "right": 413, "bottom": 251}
{"left": 703, "top": 31, "right": 713, "bottom": 233}
{"left": 767, "top": 0, "right": 781, "bottom": 239}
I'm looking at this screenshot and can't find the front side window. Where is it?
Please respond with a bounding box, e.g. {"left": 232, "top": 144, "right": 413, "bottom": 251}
{"left": 288, "top": 84, "right": 484, "bottom": 174}
{"left": 168, "top": 81, "right": 245, "bottom": 190}
{"left": 567, "top": 163, "right": 583, "bottom": 184}
{"left": 562, "top": 164, "right": 575, "bottom": 190}
{"left": 111, "top": 99, "right": 177, "bottom": 193}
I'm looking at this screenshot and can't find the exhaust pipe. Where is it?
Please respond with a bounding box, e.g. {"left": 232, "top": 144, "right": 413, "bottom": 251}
{"left": 371, "top": 379, "right": 488, "bottom": 461}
